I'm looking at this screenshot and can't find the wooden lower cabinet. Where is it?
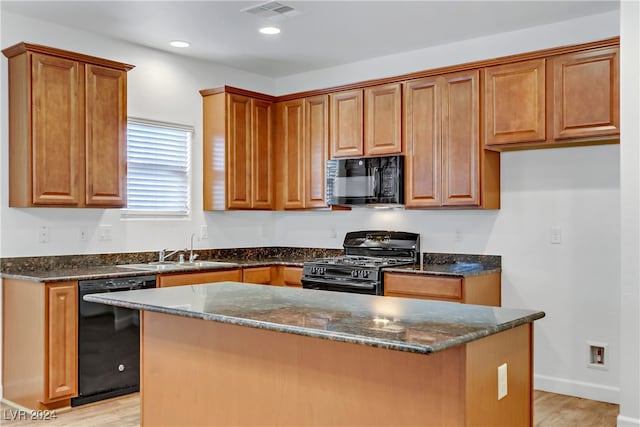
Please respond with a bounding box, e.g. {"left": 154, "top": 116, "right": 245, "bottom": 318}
{"left": 384, "top": 272, "right": 501, "bottom": 306}
{"left": 242, "top": 266, "right": 272, "bottom": 285}
{"left": 3, "top": 279, "right": 78, "bottom": 410}
{"left": 158, "top": 269, "right": 242, "bottom": 287}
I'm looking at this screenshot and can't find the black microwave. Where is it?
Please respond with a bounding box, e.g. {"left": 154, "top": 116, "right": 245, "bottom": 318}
{"left": 326, "top": 155, "right": 404, "bottom": 207}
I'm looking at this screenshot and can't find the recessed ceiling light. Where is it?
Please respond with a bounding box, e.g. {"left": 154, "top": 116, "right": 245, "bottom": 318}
{"left": 170, "top": 40, "right": 190, "bottom": 48}
{"left": 259, "top": 26, "right": 281, "bottom": 35}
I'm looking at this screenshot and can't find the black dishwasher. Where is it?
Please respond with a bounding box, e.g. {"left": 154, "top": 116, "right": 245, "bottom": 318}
{"left": 71, "top": 275, "right": 156, "bottom": 407}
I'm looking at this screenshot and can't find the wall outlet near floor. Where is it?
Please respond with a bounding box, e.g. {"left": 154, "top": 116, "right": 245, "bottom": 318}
{"left": 497, "top": 363, "right": 508, "bottom": 400}
{"left": 98, "top": 225, "right": 112, "bottom": 241}
{"left": 39, "top": 226, "right": 49, "bottom": 243}
{"left": 587, "top": 341, "right": 609, "bottom": 370}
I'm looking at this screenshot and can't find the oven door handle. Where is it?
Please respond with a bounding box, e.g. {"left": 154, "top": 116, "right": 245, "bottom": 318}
{"left": 301, "top": 278, "right": 377, "bottom": 291}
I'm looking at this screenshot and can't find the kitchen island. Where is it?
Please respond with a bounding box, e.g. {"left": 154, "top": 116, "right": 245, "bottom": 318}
{"left": 86, "top": 282, "right": 544, "bottom": 426}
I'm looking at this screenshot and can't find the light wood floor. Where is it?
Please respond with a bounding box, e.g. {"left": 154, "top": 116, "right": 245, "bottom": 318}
{"left": 0, "top": 390, "right": 619, "bottom": 426}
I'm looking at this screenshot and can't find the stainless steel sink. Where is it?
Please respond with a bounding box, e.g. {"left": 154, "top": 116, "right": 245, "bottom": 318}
{"left": 116, "top": 260, "right": 238, "bottom": 271}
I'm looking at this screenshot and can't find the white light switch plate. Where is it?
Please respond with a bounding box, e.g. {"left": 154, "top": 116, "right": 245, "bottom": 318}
{"left": 498, "top": 363, "right": 508, "bottom": 400}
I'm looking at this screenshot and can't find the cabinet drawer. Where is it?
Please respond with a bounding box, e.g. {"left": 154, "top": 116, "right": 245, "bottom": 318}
{"left": 282, "top": 267, "right": 303, "bottom": 287}
{"left": 158, "top": 269, "right": 241, "bottom": 287}
{"left": 384, "top": 273, "right": 462, "bottom": 300}
{"left": 243, "top": 267, "right": 272, "bottom": 285}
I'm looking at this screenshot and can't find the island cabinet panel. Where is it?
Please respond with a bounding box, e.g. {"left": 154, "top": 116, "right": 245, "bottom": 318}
{"left": 3, "top": 43, "right": 132, "bottom": 208}
{"left": 484, "top": 59, "right": 547, "bottom": 146}
{"left": 45, "top": 282, "right": 78, "bottom": 402}
{"left": 276, "top": 95, "right": 329, "bottom": 210}
{"left": 140, "top": 311, "right": 531, "bottom": 426}
{"left": 364, "top": 83, "right": 402, "bottom": 156}
{"left": 2, "top": 278, "right": 78, "bottom": 410}
{"left": 202, "top": 89, "right": 274, "bottom": 210}
{"left": 404, "top": 70, "right": 498, "bottom": 209}
{"left": 158, "top": 269, "right": 242, "bottom": 287}
{"left": 242, "top": 266, "right": 273, "bottom": 285}
{"left": 550, "top": 47, "right": 619, "bottom": 140}
{"left": 384, "top": 271, "right": 501, "bottom": 306}
{"left": 330, "top": 89, "right": 363, "bottom": 158}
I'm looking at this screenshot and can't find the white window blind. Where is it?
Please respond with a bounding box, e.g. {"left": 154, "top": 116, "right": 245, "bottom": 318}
{"left": 125, "top": 118, "right": 192, "bottom": 216}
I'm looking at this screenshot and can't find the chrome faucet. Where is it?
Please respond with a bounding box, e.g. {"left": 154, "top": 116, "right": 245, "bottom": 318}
{"left": 189, "top": 233, "right": 199, "bottom": 263}
{"left": 158, "top": 248, "right": 181, "bottom": 263}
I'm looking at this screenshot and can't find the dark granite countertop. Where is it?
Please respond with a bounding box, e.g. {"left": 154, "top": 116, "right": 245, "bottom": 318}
{"left": 85, "top": 282, "right": 543, "bottom": 355}
{"left": 0, "top": 250, "right": 502, "bottom": 283}
{"left": 384, "top": 263, "right": 501, "bottom": 277}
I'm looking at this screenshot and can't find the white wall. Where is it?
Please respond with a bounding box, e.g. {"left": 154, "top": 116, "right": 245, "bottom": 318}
{"left": 0, "top": 11, "right": 279, "bottom": 257}
{"left": 618, "top": 1, "right": 640, "bottom": 425}
{"left": 1, "top": 5, "right": 635, "bottom": 420}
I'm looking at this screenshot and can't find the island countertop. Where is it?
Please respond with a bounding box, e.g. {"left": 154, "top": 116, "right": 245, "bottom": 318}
{"left": 85, "top": 282, "right": 544, "bottom": 354}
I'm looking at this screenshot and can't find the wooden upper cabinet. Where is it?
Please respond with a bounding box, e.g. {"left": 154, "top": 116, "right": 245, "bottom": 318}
{"left": 550, "top": 47, "right": 619, "bottom": 140}
{"left": 202, "top": 88, "right": 274, "bottom": 210}
{"left": 330, "top": 89, "right": 363, "bottom": 158}
{"left": 3, "top": 42, "right": 133, "bottom": 208}
{"left": 276, "top": 95, "right": 328, "bottom": 210}
{"left": 404, "top": 70, "right": 496, "bottom": 209}
{"left": 404, "top": 77, "right": 441, "bottom": 207}
{"left": 251, "top": 99, "right": 274, "bottom": 209}
{"left": 85, "top": 64, "right": 127, "bottom": 206}
{"left": 30, "top": 53, "right": 84, "bottom": 206}
{"left": 364, "top": 83, "right": 402, "bottom": 155}
{"left": 304, "top": 95, "right": 329, "bottom": 208}
{"left": 227, "top": 94, "right": 253, "bottom": 209}
{"left": 442, "top": 71, "right": 480, "bottom": 206}
{"left": 277, "top": 99, "right": 305, "bottom": 209}
{"left": 484, "top": 59, "right": 546, "bottom": 146}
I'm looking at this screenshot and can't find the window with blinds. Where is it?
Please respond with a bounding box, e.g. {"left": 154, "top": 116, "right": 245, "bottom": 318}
{"left": 124, "top": 118, "right": 192, "bottom": 216}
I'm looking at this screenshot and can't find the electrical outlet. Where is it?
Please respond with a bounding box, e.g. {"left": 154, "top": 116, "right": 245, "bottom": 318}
{"left": 498, "top": 363, "right": 508, "bottom": 400}
{"left": 79, "top": 229, "right": 88, "bottom": 241}
{"left": 98, "top": 225, "right": 112, "bottom": 241}
{"left": 550, "top": 226, "right": 562, "bottom": 244}
{"left": 200, "top": 224, "right": 208, "bottom": 240}
{"left": 39, "top": 226, "right": 49, "bottom": 243}
{"left": 455, "top": 229, "right": 463, "bottom": 242}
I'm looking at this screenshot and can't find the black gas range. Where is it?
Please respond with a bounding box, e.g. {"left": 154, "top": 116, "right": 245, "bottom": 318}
{"left": 302, "top": 231, "right": 420, "bottom": 295}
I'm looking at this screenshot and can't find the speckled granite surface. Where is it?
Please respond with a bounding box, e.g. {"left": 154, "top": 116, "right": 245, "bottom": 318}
{"left": 0, "top": 247, "right": 343, "bottom": 282}
{"left": 1, "top": 249, "right": 501, "bottom": 282}
{"left": 85, "top": 282, "right": 542, "bottom": 355}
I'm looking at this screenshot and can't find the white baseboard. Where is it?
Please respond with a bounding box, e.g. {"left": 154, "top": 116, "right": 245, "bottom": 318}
{"left": 534, "top": 374, "right": 619, "bottom": 404}
{"left": 617, "top": 415, "right": 640, "bottom": 427}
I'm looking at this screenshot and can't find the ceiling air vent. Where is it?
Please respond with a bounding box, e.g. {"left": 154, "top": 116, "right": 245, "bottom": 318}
{"left": 242, "top": 1, "right": 299, "bottom": 19}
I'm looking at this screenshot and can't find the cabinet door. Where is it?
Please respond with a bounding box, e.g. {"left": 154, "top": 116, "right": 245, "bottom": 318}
{"left": 158, "top": 269, "right": 242, "bottom": 287}
{"left": 85, "top": 64, "right": 127, "bottom": 207}
{"left": 442, "top": 70, "right": 480, "bottom": 206}
{"left": 227, "top": 94, "right": 253, "bottom": 209}
{"left": 279, "top": 99, "right": 305, "bottom": 209}
{"left": 364, "top": 83, "right": 402, "bottom": 155}
{"left": 330, "top": 89, "right": 363, "bottom": 158}
{"left": 46, "top": 282, "right": 78, "bottom": 401}
{"left": 384, "top": 273, "right": 462, "bottom": 301}
{"left": 484, "top": 59, "right": 546, "bottom": 145}
{"left": 282, "top": 267, "right": 303, "bottom": 288}
{"left": 404, "top": 77, "right": 441, "bottom": 207}
{"left": 252, "top": 99, "right": 273, "bottom": 209}
{"left": 243, "top": 266, "right": 272, "bottom": 285}
{"left": 305, "top": 95, "right": 329, "bottom": 208}
{"left": 551, "top": 47, "right": 619, "bottom": 140}
{"left": 31, "top": 53, "right": 84, "bottom": 206}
